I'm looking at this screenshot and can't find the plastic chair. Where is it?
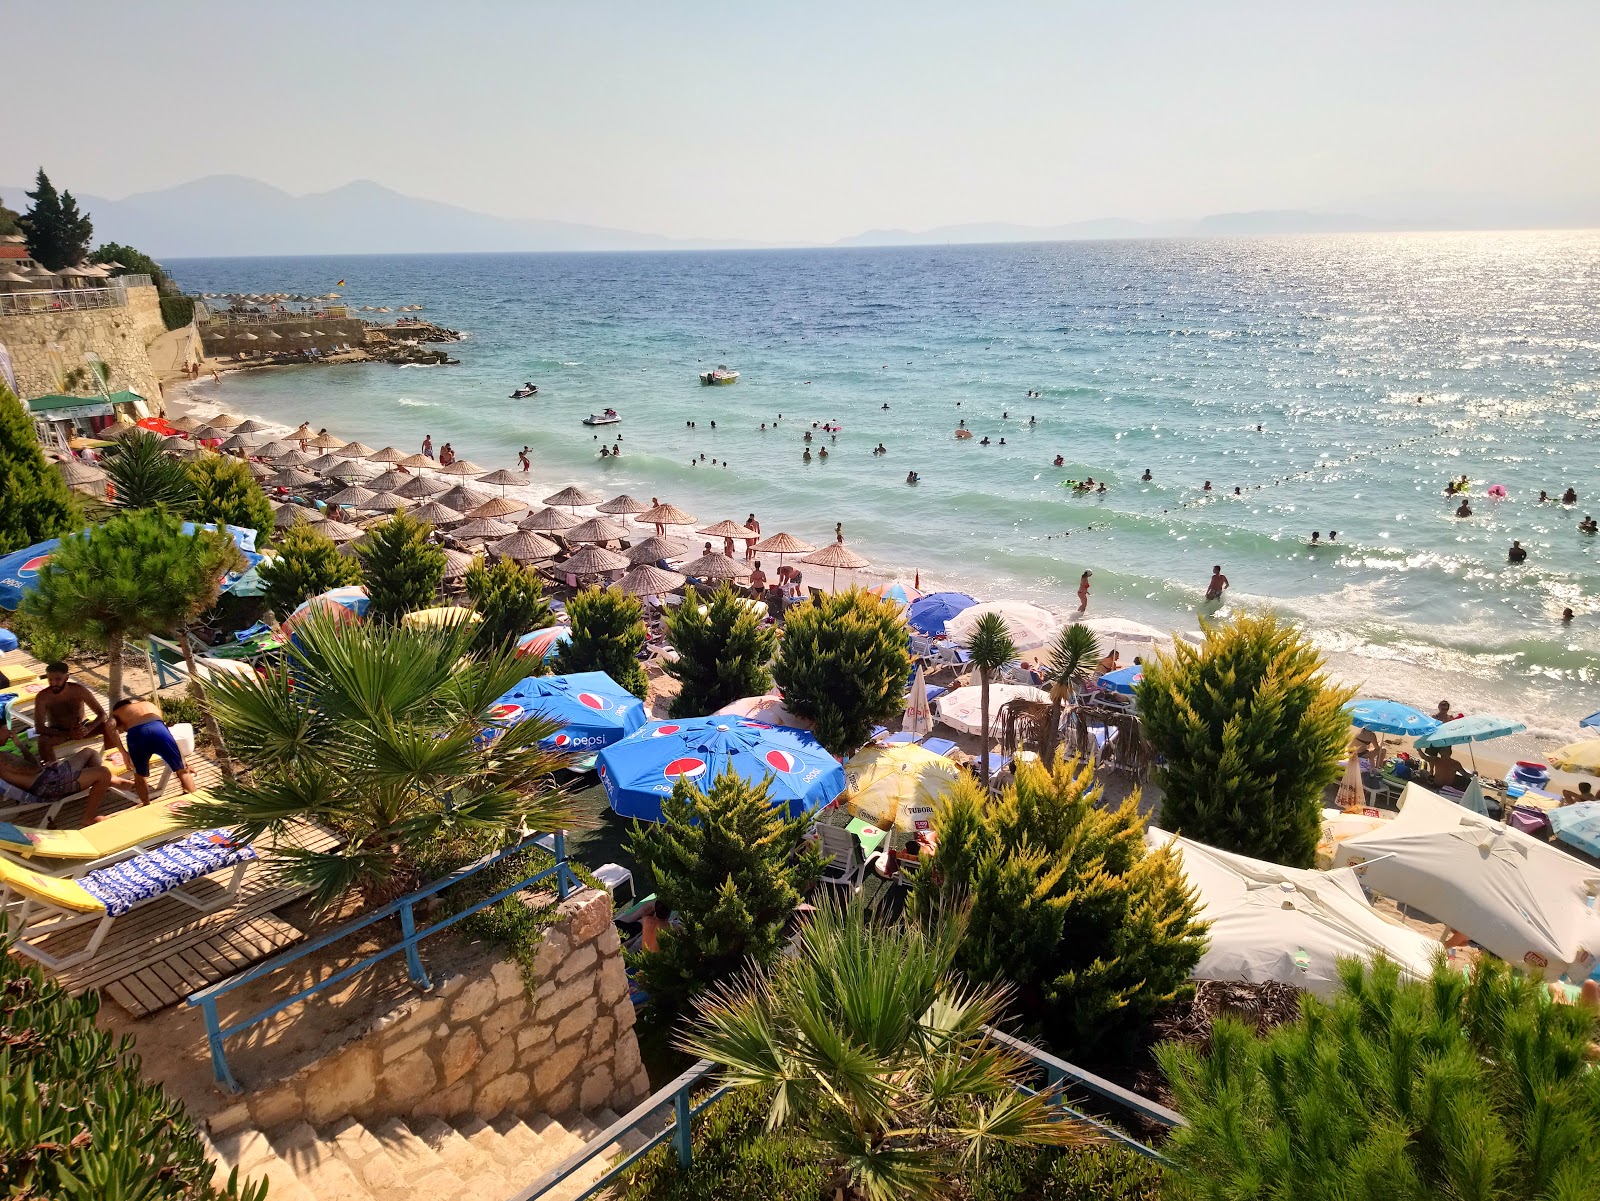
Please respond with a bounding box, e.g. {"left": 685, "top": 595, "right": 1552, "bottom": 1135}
{"left": 815, "top": 823, "right": 864, "bottom": 890}
{"left": 594, "top": 862, "right": 635, "bottom": 905}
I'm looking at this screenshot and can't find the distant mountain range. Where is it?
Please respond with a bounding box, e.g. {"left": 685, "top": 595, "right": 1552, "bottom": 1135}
{"left": 3, "top": 175, "right": 1597, "bottom": 258}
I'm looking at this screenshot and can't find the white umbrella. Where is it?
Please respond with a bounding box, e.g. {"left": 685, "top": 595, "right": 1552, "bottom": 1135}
{"left": 933, "top": 684, "right": 1049, "bottom": 736}
{"left": 1078, "top": 616, "right": 1193, "bottom": 648}
{"left": 944, "top": 600, "right": 1061, "bottom": 654}
{"left": 1151, "top": 828, "right": 1441, "bottom": 1000}
{"left": 1329, "top": 783, "right": 1600, "bottom": 981}
{"left": 903, "top": 664, "right": 932, "bottom": 739}
{"left": 713, "top": 693, "right": 813, "bottom": 731}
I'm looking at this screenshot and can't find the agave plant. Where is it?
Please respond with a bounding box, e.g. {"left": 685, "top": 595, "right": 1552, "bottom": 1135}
{"left": 1039, "top": 622, "right": 1100, "bottom": 762}
{"left": 184, "top": 610, "right": 577, "bottom": 909}
{"left": 680, "top": 900, "right": 1094, "bottom": 1201}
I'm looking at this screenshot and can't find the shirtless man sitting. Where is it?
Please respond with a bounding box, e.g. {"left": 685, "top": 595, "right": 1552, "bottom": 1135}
{"left": 0, "top": 731, "right": 115, "bottom": 821}
{"left": 109, "top": 698, "right": 198, "bottom": 805}
{"left": 34, "top": 662, "right": 118, "bottom": 762}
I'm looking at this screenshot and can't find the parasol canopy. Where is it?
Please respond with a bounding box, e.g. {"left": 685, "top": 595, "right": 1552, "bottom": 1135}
{"left": 436, "top": 485, "right": 492, "bottom": 512}
{"left": 255, "top": 439, "right": 296, "bottom": 458}
{"left": 1548, "top": 802, "right": 1600, "bottom": 858}
{"left": 626, "top": 535, "right": 691, "bottom": 564}
{"left": 752, "top": 531, "right": 815, "bottom": 563}
{"left": 273, "top": 504, "right": 323, "bottom": 529}
{"left": 486, "top": 671, "right": 647, "bottom": 753}
{"left": 55, "top": 460, "right": 107, "bottom": 487}
{"left": 934, "top": 684, "right": 1050, "bottom": 735}
{"left": 324, "top": 485, "right": 378, "bottom": 508}
{"left": 219, "top": 433, "right": 258, "bottom": 451}
{"left": 325, "top": 460, "right": 379, "bottom": 483}
{"left": 864, "top": 580, "right": 923, "bottom": 606}
{"left": 714, "top": 693, "right": 813, "bottom": 730}
{"left": 565, "top": 516, "right": 630, "bottom": 544}
{"left": 305, "top": 452, "right": 345, "bottom": 472}
{"left": 366, "top": 469, "right": 411, "bottom": 493}
{"left": 401, "top": 605, "right": 480, "bottom": 630}
{"left": 544, "top": 484, "right": 604, "bottom": 510}
{"left": 597, "top": 717, "right": 845, "bottom": 823}
{"left": 360, "top": 491, "right": 409, "bottom": 513}
{"left": 440, "top": 547, "right": 479, "bottom": 578}
{"left": 906, "top": 591, "right": 977, "bottom": 636}
{"left": 560, "top": 545, "right": 630, "bottom": 575}
{"left": 439, "top": 459, "right": 486, "bottom": 476}
{"left": 478, "top": 468, "right": 526, "bottom": 490}
{"left": 618, "top": 563, "right": 686, "bottom": 597}
{"left": 801, "top": 541, "right": 870, "bottom": 590}
{"left": 516, "top": 626, "right": 572, "bottom": 661}
{"left": 1412, "top": 713, "right": 1528, "bottom": 749}
{"left": 680, "top": 551, "right": 748, "bottom": 580}
{"left": 395, "top": 475, "right": 449, "bottom": 499}
{"left": 1343, "top": 699, "right": 1442, "bottom": 737}
{"left": 697, "top": 520, "right": 758, "bottom": 540}
{"left": 336, "top": 440, "right": 377, "bottom": 458}
{"left": 407, "top": 501, "right": 463, "bottom": 527}
{"left": 521, "top": 506, "right": 580, "bottom": 532}
{"left": 318, "top": 520, "right": 365, "bottom": 542}
{"left": 637, "top": 501, "right": 696, "bottom": 527}
{"left": 291, "top": 422, "right": 316, "bottom": 440}
{"left": 170, "top": 415, "right": 204, "bottom": 432}
{"left": 273, "top": 448, "right": 318, "bottom": 468}
{"left": 398, "top": 453, "right": 433, "bottom": 469}
{"left": 468, "top": 496, "right": 529, "bottom": 520}
{"left": 944, "top": 599, "right": 1060, "bottom": 653}
{"left": 367, "top": 446, "right": 409, "bottom": 463}
{"left": 308, "top": 431, "right": 346, "bottom": 449}
{"left": 451, "top": 517, "right": 518, "bottom": 542}
{"left": 281, "top": 585, "right": 370, "bottom": 636}
{"left": 1547, "top": 740, "right": 1600, "bottom": 777}
{"left": 490, "top": 531, "right": 560, "bottom": 562}
{"left": 596, "top": 494, "right": 651, "bottom": 516}
{"left": 844, "top": 743, "right": 961, "bottom": 832}
{"left": 232, "top": 419, "right": 273, "bottom": 435}
{"left": 267, "top": 466, "right": 319, "bottom": 489}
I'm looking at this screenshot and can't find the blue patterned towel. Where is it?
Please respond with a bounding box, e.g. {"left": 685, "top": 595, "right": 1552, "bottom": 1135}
{"left": 80, "top": 830, "right": 256, "bottom": 917}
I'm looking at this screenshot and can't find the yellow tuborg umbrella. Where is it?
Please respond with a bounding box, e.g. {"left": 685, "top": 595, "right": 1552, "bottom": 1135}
{"left": 1548, "top": 740, "right": 1600, "bottom": 776}
{"left": 401, "top": 606, "right": 482, "bottom": 630}
{"left": 843, "top": 743, "right": 960, "bottom": 831}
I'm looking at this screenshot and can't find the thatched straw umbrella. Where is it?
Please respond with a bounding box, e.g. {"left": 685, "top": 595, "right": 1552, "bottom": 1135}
{"left": 395, "top": 474, "right": 449, "bottom": 499}
{"left": 55, "top": 459, "right": 106, "bottom": 490}
{"left": 596, "top": 494, "right": 651, "bottom": 516}
{"left": 366, "top": 469, "right": 411, "bottom": 493}
{"left": 439, "top": 459, "right": 485, "bottom": 477}
{"left": 398, "top": 453, "right": 433, "bottom": 470}
{"left": 477, "top": 468, "right": 526, "bottom": 496}
{"left": 268, "top": 466, "right": 319, "bottom": 489}
{"left": 219, "top": 433, "right": 258, "bottom": 453}
{"left": 451, "top": 517, "right": 518, "bottom": 542}
{"left": 489, "top": 530, "right": 559, "bottom": 563}
{"left": 564, "top": 516, "right": 630, "bottom": 544}
{"left": 679, "top": 551, "right": 749, "bottom": 581}
{"left": 209, "top": 412, "right": 244, "bottom": 428}
{"left": 160, "top": 435, "right": 191, "bottom": 453}
{"left": 255, "top": 439, "right": 296, "bottom": 458}
{"left": 273, "top": 448, "right": 318, "bottom": 468}
{"left": 560, "top": 545, "right": 630, "bottom": 577}
{"left": 362, "top": 491, "right": 410, "bottom": 513}
{"left": 170, "top": 415, "right": 203, "bottom": 433}
{"left": 618, "top": 563, "right": 686, "bottom": 597}
{"left": 520, "top": 507, "right": 579, "bottom": 533}
{"left": 306, "top": 452, "right": 345, "bottom": 472}
{"left": 308, "top": 431, "right": 345, "bottom": 450}
{"left": 319, "top": 519, "right": 365, "bottom": 542}
{"left": 325, "top": 484, "right": 378, "bottom": 508}
{"left": 543, "top": 485, "right": 604, "bottom": 512}
{"left": 636, "top": 501, "right": 697, "bottom": 530}
{"left": 440, "top": 547, "right": 478, "bottom": 579}
{"left": 626, "top": 535, "right": 691, "bottom": 564}
{"left": 368, "top": 446, "right": 409, "bottom": 464}
{"left": 467, "top": 496, "right": 529, "bottom": 521}
{"left": 801, "top": 542, "right": 871, "bottom": 590}
{"left": 408, "top": 501, "right": 463, "bottom": 527}
{"left": 232, "top": 419, "right": 274, "bottom": 435}
{"left": 753, "top": 531, "right": 817, "bottom": 569}
{"left": 325, "top": 460, "right": 379, "bottom": 483}
{"left": 273, "top": 503, "right": 324, "bottom": 530}
{"left": 191, "top": 424, "right": 231, "bottom": 442}
{"left": 246, "top": 460, "right": 275, "bottom": 480}
{"left": 697, "top": 519, "right": 759, "bottom": 542}
{"left": 337, "top": 440, "right": 377, "bottom": 458}
{"left": 437, "top": 485, "right": 493, "bottom": 512}
{"left": 291, "top": 422, "right": 317, "bottom": 441}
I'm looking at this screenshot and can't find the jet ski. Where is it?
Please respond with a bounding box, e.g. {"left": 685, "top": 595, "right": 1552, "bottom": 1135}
{"left": 510, "top": 382, "right": 539, "bottom": 398}
{"left": 583, "top": 408, "right": 621, "bottom": 426}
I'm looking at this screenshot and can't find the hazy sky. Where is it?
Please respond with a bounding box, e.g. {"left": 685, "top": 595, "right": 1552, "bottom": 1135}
{"left": 8, "top": 1, "right": 1598, "bottom": 243}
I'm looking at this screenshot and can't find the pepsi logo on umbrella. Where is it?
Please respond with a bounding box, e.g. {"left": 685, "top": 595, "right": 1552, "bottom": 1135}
{"left": 663, "top": 756, "right": 707, "bottom": 781}
{"left": 487, "top": 703, "right": 524, "bottom": 724}
{"left": 578, "top": 692, "right": 608, "bottom": 711}
{"left": 18, "top": 554, "right": 50, "bottom": 578}
{"left": 764, "top": 748, "right": 797, "bottom": 772}
{"left": 652, "top": 724, "right": 682, "bottom": 737}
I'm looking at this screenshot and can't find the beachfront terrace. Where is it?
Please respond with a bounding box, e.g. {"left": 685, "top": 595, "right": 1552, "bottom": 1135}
{"left": 0, "top": 274, "right": 155, "bottom": 317}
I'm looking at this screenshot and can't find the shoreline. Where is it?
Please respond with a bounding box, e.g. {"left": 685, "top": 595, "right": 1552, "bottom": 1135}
{"left": 168, "top": 383, "right": 1596, "bottom": 761}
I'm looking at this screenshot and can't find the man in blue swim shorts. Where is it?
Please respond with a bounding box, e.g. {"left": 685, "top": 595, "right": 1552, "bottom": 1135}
{"left": 109, "top": 698, "right": 198, "bottom": 805}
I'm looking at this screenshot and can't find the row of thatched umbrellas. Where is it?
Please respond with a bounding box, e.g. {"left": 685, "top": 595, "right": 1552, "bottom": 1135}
{"left": 68, "top": 411, "right": 875, "bottom": 595}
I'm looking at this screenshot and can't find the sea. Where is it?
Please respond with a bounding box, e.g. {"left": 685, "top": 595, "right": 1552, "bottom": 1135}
{"left": 166, "top": 232, "right": 1600, "bottom": 739}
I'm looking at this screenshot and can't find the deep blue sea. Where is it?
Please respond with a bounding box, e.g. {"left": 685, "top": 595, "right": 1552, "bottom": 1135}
{"left": 167, "top": 232, "right": 1600, "bottom": 735}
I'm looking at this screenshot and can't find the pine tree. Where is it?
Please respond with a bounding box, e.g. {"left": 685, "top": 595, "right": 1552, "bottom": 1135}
{"left": 1140, "top": 611, "right": 1353, "bottom": 868}
{"left": 185, "top": 455, "right": 274, "bottom": 542}
{"left": 770, "top": 587, "right": 910, "bottom": 756}
{"left": 0, "top": 201, "right": 21, "bottom": 235}
{"left": 89, "top": 242, "right": 170, "bottom": 289}
{"left": 551, "top": 585, "right": 648, "bottom": 698}
{"left": 0, "top": 383, "right": 80, "bottom": 554}
{"left": 100, "top": 429, "right": 195, "bottom": 510}
{"left": 911, "top": 754, "right": 1207, "bottom": 1058}
{"left": 464, "top": 555, "right": 554, "bottom": 653}
{"left": 258, "top": 522, "right": 361, "bottom": 618}
{"left": 355, "top": 511, "right": 446, "bottom": 623}
{"left": 1159, "top": 957, "right": 1600, "bottom": 1201}
{"left": 23, "top": 510, "right": 242, "bottom": 703}
{"left": 626, "top": 765, "right": 826, "bottom": 1014}
{"left": 663, "top": 580, "right": 778, "bottom": 718}
{"left": 19, "top": 169, "right": 93, "bottom": 271}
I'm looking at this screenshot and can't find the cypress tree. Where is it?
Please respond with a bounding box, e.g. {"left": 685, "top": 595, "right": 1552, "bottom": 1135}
{"left": 20, "top": 169, "right": 93, "bottom": 271}
{"left": 258, "top": 521, "right": 361, "bottom": 617}
{"left": 1139, "top": 611, "right": 1353, "bottom": 868}
{"left": 0, "top": 383, "right": 81, "bottom": 554}
{"left": 551, "top": 585, "right": 648, "bottom": 698}
{"left": 355, "top": 511, "right": 446, "bottom": 622}
{"left": 770, "top": 587, "right": 910, "bottom": 756}
{"left": 663, "top": 580, "right": 777, "bottom": 717}
{"left": 626, "top": 765, "right": 825, "bottom": 1014}
{"left": 911, "top": 754, "right": 1206, "bottom": 1057}
{"left": 185, "top": 454, "right": 274, "bottom": 542}
{"left": 464, "top": 555, "right": 554, "bottom": 653}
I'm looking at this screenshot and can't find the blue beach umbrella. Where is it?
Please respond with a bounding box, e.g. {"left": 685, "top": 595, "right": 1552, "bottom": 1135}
{"left": 485, "top": 671, "right": 646, "bottom": 753}
{"left": 0, "top": 522, "right": 262, "bottom": 611}
{"left": 1413, "top": 713, "right": 1527, "bottom": 749}
{"left": 1343, "top": 699, "right": 1442, "bottom": 737}
{"left": 1097, "top": 664, "right": 1144, "bottom": 695}
{"left": 1548, "top": 802, "right": 1600, "bottom": 858}
{"left": 597, "top": 716, "right": 846, "bottom": 823}
{"left": 516, "top": 626, "right": 571, "bottom": 662}
{"left": 1580, "top": 712, "right": 1600, "bottom": 730}
{"left": 907, "top": 591, "right": 977, "bottom": 636}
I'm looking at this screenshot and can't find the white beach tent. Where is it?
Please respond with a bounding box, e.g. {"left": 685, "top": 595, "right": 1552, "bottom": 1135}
{"left": 1150, "top": 827, "right": 1442, "bottom": 999}
{"left": 1328, "top": 782, "right": 1600, "bottom": 981}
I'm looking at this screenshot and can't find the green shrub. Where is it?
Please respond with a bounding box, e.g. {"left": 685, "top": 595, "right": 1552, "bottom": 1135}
{"left": 912, "top": 754, "right": 1206, "bottom": 1058}
{"left": 1159, "top": 957, "right": 1600, "bottom": 1201}
{"left": 185, "top": 455, "right": 274, "bottom": 543}
{"left": 551, "top": 585, "right": 648, "bottom": 698}
{"left": 10, "top": 607, "right": 81, "bottom": 665}
{"left": 101, "top": 428, "right": 197, "bottom": 510}
{"left": 0, "top": 934, "right": 264, "bottom": 1200}
{"left": 464, "top": 555, "right": 554, "bottom": 653}
{"left": 1139, "top": 611, "right": 1353, "bottom": 868}
{"left": 355, "top": 511, "right": 446, "bottom": 622}
{"left": 770, "top": 587, "right": 910, "bottom": 756}
{"left": 966, "top": 1143, "right": 1167, "bottom": 1201}
{"left": 625, "top": 766, "right": 824, "bottom": 1015}
{"left": 159, "top": 295, "right": 196, "bottom": 330}
{"left": 0, "top": 381, "right": 81, "bottom": 555}
{"left": 258, "top": 520, "right": 361, "bottom": 618}
{"left": 158, "top": 688, "right": 211, "bottom": 745}
{"left": 663, "top": 580, "right": 777, "bottom": 718}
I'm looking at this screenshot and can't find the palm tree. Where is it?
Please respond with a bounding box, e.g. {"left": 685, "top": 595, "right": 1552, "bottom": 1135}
{"left": 1039, "top": 623, "right": 1100, "bottom": 763}
{"left": 184, "top": 611, "right": 578, "bottom": 909}
{"left": 964, "top": 612, "right": 1017, "bottom": 789}
{"left": 682, "top": 900, "right": 1092, "bottom": 1201}
{"left": 100, "top": 429, "right": 196, "bottom": 510}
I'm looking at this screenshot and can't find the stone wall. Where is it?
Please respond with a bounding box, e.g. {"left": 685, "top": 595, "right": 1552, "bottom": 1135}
{"left": 228, "top": 888, "right": 650, "bottom": 1133}
{"left": 200, "top": 316, "right": 367, "bottom": 356}
{"left": 0, "top": 284, "right": 164, "bottom": 404}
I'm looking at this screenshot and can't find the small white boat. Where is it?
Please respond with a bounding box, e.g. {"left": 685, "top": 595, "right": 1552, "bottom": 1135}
{"left": 583, "top": 409, "right": 621, "bottom": 426}
{"left": 699, "top": 365, "right": 739, "bottom": 386}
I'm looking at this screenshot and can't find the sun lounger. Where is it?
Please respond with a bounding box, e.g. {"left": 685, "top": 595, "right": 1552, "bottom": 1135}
{"left": 0, "top": 797, "right": 197, "bottom": 877}
{"left": 0, "top": 829, "right": 256, "bottom": 970}
{"left": 882, "top": 731, "right": 919, "bottom": 745}
{"left": 921, "top": 737, "right": 958, "bottom": 758}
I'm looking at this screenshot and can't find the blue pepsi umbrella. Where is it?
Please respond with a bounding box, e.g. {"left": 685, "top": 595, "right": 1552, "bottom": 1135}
{"left": 1343, "top": 699, "right": 1442, "bottom": 737}
{"left": 1548, "top": 802, "right": 1600, "bottom": 858}
{"left": 487, "top": 671, "right": 646, "bottom": 753}
{"left": 0, "top": 522, "right": 261, "bottom": 610}
{"left": 907, "top": 591, "right": 976, "bottom": 636}
{"left": 1097, "top": 664, "right": 1144, "bottom": 695}
{"left": 1413, "top": 713, "right": 1526, "bottom": 748}
{"left": 597, "top": 717, "right": 846, "bottom": 823}
{"left": 1581, "top": 712, "right": 1600, "bottom": 730}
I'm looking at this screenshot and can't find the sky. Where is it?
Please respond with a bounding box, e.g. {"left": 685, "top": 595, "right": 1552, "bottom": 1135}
{"left": 7, "top": 1, "right": 1599, "bottom": 244}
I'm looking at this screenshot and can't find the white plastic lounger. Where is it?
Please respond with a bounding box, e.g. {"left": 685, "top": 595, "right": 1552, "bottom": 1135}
{"left": 0, "top": 829, "right": 256, "bottom": 970}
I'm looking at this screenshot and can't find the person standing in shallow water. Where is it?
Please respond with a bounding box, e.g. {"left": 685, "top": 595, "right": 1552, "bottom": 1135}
{"left": 1205, "top": 565, "right": 1229, "bottom": 602}
{"left": 1077, "top": 570, "right": 1091, "bottom": 613}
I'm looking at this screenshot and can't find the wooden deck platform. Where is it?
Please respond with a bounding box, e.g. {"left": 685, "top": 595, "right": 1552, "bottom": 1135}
{"left": 4, "top": 647, "right": 339, "bottom": 1018}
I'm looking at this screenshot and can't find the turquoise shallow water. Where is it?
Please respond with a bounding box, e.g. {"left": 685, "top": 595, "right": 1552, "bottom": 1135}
{"left": 168, "top": 232, "right": 1600, "bottom": 734}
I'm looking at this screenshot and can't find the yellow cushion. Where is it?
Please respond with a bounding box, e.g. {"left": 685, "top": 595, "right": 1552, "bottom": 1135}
{"left": 0, "top": 798, "right": 196, "bottom": 860}
{"left": 1, "top": 665, "right": 40, "bottom": 685}
{"left": 0, "top": 856, "right": 102, "bottom": 913}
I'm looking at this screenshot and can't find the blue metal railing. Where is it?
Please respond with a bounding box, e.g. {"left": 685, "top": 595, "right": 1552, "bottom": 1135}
{"left": 509, "top": 1022, "right": 1185, "bottom": 1200}
{"left": 187, "top": 832, "right": 577, "bottom": 1093}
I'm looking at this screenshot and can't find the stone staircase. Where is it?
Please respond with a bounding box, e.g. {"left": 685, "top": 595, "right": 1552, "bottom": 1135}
{"left": 206, "top": 1107, "right": 645, "bottom": 1201}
